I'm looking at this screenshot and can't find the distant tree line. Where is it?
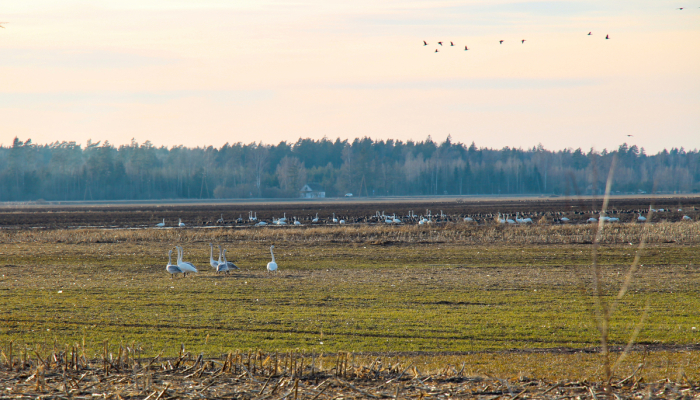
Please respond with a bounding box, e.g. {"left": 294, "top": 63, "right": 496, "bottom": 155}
{"left": 0, "top": 136, "right": 698, "bottom": 201}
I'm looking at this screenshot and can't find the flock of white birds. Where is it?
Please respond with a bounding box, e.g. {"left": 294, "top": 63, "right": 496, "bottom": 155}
{"left": 165, "top": 243, "right": 277, "bottom": 278}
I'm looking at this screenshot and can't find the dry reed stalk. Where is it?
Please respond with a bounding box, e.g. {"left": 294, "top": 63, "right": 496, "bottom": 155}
{"left": 589, "top": 157, "right": 658, "bottom": 384}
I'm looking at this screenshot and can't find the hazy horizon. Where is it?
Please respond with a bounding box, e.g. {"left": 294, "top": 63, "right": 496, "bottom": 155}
{"left": 2, "top": 135, "right": 698, "bottom": 155}
{"left": 2, "top": 1, "right": 699, "bottom": 153}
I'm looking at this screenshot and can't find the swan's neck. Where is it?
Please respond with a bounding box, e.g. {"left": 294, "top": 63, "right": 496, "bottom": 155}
{"left": 218, "top": 247, "right": 223, "bottom": 263}
{"left": 270, "top": 248, "right": 276, "bottom": 263}
{"left": 168, "top": 251, "right": 172, "bottom": 265}
{"left": 210, "top": 244, "right": 214, "bottom": 260}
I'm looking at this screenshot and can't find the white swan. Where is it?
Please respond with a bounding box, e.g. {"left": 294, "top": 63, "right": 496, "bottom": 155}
{"left": 267, "top": 245, "right": 278, "bottom": 272}
{"left": 176, "top": 246, "right": 198, "bottom": 276}
{"left": 588, "top": 217, "right": 598, "bottom": 223}
{"left": 166, "top": 250, "right": 182, "bottom": 277}
{"left": 497, "top": 213, "right": 506, "bottom": 224}
{"left": 279, "top": 213, "right": 287, "bottom": 223}
{"left": 560, "top": 217, "right": 570, "bottom": 223}
{"left": 392, "top": 214, "right": 401, "bottom": 224}
{"left": 294, "top": 217, "right": 301, "bottom": 225}
{"left": 217, "top": 249, "right": 239, "bottom": 274}
{"left": 638, "top": 213, "right": 647, "bottom": 222}
{"left": 339, "top": 219, "right": 346, "bottom": 224}
{"left": 419, "top": 216, "right": 426, "bottom": 225}
{"left": 217, "top": 245, "right": 240, "bottom": 271}
{"left": 464, "top": 216, "right": 473, "bottom": 222}
{"left": 312, "top": 213, "right": 319, "bottom": 223}
{"left": 156, "top": 219, "right": 165, "bottom": 227}
{"left": 257, "top": 221, "right": 268, "bottom": 226}
{"left": 332, "top": 213, "right": 338, "bottom": 223}
{"left": 178, "top": 219, "right": 185, "bottom": 227}
{"left": 682, "top": 215, "right": 691, "bottom": 221}
{"left": 209, "top": 243, "right": 219, "bottom": 269}
{"left": 217, "top": 214, "right": 225, "bottom": 224}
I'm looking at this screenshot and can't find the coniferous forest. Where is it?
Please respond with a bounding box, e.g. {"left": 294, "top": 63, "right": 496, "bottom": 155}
{"left": 0, "top": 136, "right": 698, "bottom": 201}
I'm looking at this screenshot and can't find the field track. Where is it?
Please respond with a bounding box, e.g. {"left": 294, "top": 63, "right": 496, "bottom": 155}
{"left": 1, "top": 195, "right": 699, "bottom": 228}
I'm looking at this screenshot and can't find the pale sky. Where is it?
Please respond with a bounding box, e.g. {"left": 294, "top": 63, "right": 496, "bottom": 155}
{"left": 1, "top": 0, "right": 699, "bottom": 153}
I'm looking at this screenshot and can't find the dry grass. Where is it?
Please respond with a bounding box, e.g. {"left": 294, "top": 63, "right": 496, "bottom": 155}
{"left": 1, "top": 221, "right": 699, "bottom": 245}
{"left": 1, "top": 344, "right": 700, "bottom": 399}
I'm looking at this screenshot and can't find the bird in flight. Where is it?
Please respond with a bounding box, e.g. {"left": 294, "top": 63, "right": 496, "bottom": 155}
{"left": 464, "top": 45, "right": 469, "bottom": 51}
{"left": 605, "top": 34, "right": 610, "bottom": 39}
{"left": 678, "top": 7, "right": 683, "bottom": 9}
{"left": 521, "top": 39, "right": 526, "bottom": 44}
{"left": 0, "top": 22, "right": 7, "bottom": 28}
{"left": 588, "top": 32, "right": 592, "bottom": 35}
{"left": 423, "top": 40, "right": 428, "bottom": 46}
{"left": 450, "top": 41, "right": 454, "bottom": 46}
{"left": 499, "top": 40, "right": 504, "bottom": 44}
{"left": 438, "top": 41, "right": 443, "bottom": 46}
{"left": 435, "top": 49, "right": 439, "bottom": 53}
{"left": 627, "top": 135, "right": 634, "bottom": 137}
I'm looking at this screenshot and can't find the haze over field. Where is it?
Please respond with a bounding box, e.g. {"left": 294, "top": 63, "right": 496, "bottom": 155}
{"left": 1, "top": 1, "right": 699, "bottom": 152}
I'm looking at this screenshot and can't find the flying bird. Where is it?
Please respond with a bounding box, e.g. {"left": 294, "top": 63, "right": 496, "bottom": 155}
{"left": 605, "top": 34, "right": 610, "bottom": 39}
{"left": 588, "top": 32, "right": 592, "bottom": 35}
{"left": 423, "top": 40, "right": 428, "bottom": 46}
{"left": 0, "top": 22, "right": 7, "bottom": 28}
{"left": 438, "top": 41, "right": 443, "bottom": 46}
{"left": 499, "top": 40, "right": 504, "bottom": 44}
{"left": 521, "top": 39, "right": 526, "bottom": 43}
{"left": 435, "top": 49, "right": 439, "bottom": 52}
{"left": 450, "top": 41, "right": 454, "bottom": 46}
{"left": 464, "top": 45, "right": 469, "bottom": 50}
{"left": 627, "top": 134, "right": 634, "bottom": 137}
{"left": 678, "top": 7, "right": 683, "bottom": 9}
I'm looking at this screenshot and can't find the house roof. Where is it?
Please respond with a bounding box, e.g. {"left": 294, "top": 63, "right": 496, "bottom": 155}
{"left": 301, "top": 183, "right": 325, "bottom": 192}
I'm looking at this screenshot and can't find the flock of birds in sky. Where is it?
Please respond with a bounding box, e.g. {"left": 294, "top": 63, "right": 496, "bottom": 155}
{"left": 425, "top": 31, "right": 613, "bottom": 53}
{"left": 424, "top": 7, "right": 697, "bottom": 53}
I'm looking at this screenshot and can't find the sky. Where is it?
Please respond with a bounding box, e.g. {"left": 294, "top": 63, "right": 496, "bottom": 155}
{"left": 1, "top": 0, "right": 699, "bottom": 153}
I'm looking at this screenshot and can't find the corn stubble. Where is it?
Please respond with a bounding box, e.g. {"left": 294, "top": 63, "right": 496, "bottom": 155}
{"left": 1, "top": 343, "right": 699, "bottom": 399}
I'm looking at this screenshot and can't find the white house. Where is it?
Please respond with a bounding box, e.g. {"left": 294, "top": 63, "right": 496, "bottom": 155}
{"left": 300, "top": 184, "right": 325, "bottom": 198}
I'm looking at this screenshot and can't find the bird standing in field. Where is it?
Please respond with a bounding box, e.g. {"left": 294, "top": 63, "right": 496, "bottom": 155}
{"left": 178, "top": 218, "right": 185, "bottom": 227}
{"left": 175, "top": 246, "right": 198, "bottom": 276}
{"left": 267, "top": 245, "right": 278, "bottom": 273}
{"left": 165, "top": 250, "right": 182, "bottom": 278}
{"left": 218, "top": 245, "right": 239, "bottom": 272}
{"left": 209, "top": 243, "right": 220, "bottom": 269}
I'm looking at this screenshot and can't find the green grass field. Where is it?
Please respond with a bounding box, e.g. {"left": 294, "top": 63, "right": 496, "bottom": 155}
{"left": 1, "top": 231, "right": 698, "bottom": 355}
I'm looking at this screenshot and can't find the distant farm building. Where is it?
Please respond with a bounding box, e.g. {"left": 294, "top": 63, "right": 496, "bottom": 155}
{"left": 300, "top": 184, "right": 325, "bottom": 198}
